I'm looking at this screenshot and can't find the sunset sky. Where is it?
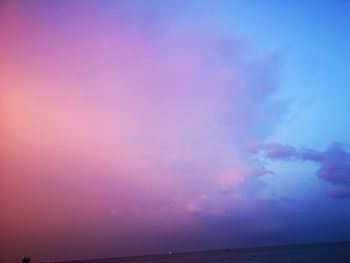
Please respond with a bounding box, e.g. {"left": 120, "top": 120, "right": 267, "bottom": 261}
{"left": 1, "top": 1, "right": 350, "bottom": 263}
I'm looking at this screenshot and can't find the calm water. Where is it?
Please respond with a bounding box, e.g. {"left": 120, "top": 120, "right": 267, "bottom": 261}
{"left": 54, "top": 241, "right": 350, "bottom": 263}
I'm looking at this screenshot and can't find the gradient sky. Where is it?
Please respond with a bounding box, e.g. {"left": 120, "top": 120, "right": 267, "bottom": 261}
{"left": 1, "top": 1, "right": 350, "bottom": 263}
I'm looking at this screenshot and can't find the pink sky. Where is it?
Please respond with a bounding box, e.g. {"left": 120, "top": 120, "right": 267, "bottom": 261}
{"left": 2, "top": 2, "right": 350, "bottom": 263}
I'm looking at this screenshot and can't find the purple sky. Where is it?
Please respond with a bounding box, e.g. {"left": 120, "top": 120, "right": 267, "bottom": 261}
{"left": 1, "top": 1, "right": 350, "bottom": 263}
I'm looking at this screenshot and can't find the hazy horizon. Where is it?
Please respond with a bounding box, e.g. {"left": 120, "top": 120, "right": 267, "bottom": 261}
{"left": 54, "top": 240, "right": 350, "bottom": 263}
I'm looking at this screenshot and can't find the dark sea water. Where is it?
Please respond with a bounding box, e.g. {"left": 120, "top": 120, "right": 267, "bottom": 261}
{"left": 54, "top": 241, "right": 350, "bottom": 263}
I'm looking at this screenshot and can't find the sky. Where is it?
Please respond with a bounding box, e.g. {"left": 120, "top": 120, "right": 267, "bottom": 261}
{"left": 1, "top": 1, "right": 350, "bottom": 262}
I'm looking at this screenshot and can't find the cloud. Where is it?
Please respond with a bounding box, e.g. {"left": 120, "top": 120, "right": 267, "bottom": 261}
{"left": 262, "top": 142, "right": 298, "bottom": 160}
{"left": 1, "top": 2, "right": 350, "bottom": 263}
{"left": 2, "top": 1, "right": 286, "bottom": 206}
{"left": 5, "top": 1, "right": 347, "bottom": 261}
{"left": 316, "top": 144, "right": 350, "bottom": 187}
{"left": 328, "top": 186, "right": 350, "bottom": 199}
{"left": 258, "top": 142, "right": 350, "bottom": 198}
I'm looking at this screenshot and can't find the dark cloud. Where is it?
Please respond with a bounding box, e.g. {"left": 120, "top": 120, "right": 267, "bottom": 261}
{"left": 263, "top": 142, "right": 298, "bottom": 160}
{"left": 258, "top": 142, "right": 350, "bottom": 198}
{"left": 328, "top": 186, "right": 350, "bottom": 199}
{"left": 316, "top": 144, "right": 350, "bottom": 187}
